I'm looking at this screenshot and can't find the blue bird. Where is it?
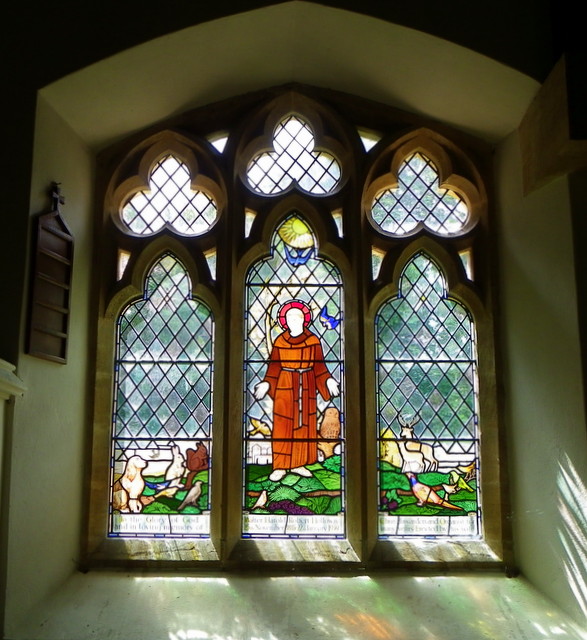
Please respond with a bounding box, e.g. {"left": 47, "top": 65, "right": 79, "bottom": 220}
{"left": 320, "top": 305, "right": 341, "bottom": 330}
{"left": 144, "top": 478, "right": 175, "bottom": 491}
{"left": 284, "top": 245, "right": 314, "bottom": 266}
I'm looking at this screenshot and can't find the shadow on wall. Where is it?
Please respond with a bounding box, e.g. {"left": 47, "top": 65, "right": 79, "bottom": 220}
{"left": 557, "top": 452, "right": 587, "bottom": 620}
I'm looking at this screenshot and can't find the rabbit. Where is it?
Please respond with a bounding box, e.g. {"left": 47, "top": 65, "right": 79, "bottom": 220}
{"left": 164, "top": 445, "right": 186, "bottom": 488}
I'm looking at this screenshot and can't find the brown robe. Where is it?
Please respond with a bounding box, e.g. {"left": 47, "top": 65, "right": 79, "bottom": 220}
{"left": 263, "top": 328, "right": 332, "bottom": 470}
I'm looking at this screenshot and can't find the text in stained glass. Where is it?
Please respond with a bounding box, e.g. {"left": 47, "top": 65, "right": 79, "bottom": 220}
{"left": 376, "top": 253, "right": 481, "bottom": 539}
{"left": 110, "top": 254, "right": 214, "bottom": 538}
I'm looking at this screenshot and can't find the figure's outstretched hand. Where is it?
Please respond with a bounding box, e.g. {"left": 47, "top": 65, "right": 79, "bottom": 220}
{"left": 254, "top": 381, "right": 270, "bottom": 400}
{"left": 326, "top": 377, "right": 340, "bottom": 397}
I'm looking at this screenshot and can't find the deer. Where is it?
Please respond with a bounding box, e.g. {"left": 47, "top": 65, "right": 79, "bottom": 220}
{"left": 380, "top": 427, "right": 426, "bottom": 473}
{"left": 398, "top": 414, "right": 439, "bottom": 472}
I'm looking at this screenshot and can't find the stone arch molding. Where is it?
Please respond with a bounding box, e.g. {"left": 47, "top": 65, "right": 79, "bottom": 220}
{"left": 363, "top": 129, "right": 486, "bottom": 238}
{"left": 106, "top": 131, "right": 227, "bottom": 237}
{"left": 236, "top": 93, "right": 353, "bottom": 197}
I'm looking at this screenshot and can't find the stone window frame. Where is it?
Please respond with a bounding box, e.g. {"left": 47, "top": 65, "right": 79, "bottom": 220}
{"left": 85, "top": 86, "right": 507, "bottom": 570}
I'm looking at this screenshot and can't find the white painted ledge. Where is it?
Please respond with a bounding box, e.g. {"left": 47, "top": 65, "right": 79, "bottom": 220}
{"left": 0, "top": 359, "right": 26, "bottom": 401}
{"left": 0, "top": 359, "right": 26, "bottom": 523}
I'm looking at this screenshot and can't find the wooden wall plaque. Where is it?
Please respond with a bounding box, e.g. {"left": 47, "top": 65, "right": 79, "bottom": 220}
{"left": 27, "top": 184, "right": 74, "bottom": 363}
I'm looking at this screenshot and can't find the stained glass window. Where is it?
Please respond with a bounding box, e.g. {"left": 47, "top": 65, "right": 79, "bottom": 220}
{"left": 109, "top": 254, "right": 214, "bottom": 538}
{"left": 94, "top": 90, "right": 501, "bottom": 564}
{"left": 376, "top": 253, "right": 481, "bottom": 539}
{"left": 243, "top": 213, "right": 345, "bottom": 538}
{"left": 371, "top": 153, "right": 468, "bottom": 236}
{"left": 121, "top": 155, "right": 218, "bottom": 235}
{"left": 247, "top": 116, "right": 341, "bottom": 195}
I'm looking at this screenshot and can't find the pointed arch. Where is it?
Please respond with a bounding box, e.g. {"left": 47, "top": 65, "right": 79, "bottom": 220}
{"left": 375, "top": 250, "right": 481, "bottom": 539}
{"left": 105, "top": 235, "right": 218, "bottom": 322}
{"left": 108, "top": 252, "right": 215, "bottom": 538}
{"left": 242, "top": 211, "right": 346, "bottom": 538}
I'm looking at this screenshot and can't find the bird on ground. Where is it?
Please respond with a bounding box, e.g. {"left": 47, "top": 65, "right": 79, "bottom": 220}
{"left": 144, "top": 478, "right": 174, "bottom": 491}
{"left": 178, "top": 480, "right": 203, "bottom": 511}
{"left": 319, "top": 407, "right": 341, "bottom": 439}
{"left": 449, "top": 470, "right": 475, "bottom": 492}
{"left": 251, "top": 490, "right": 268, "bottom": 510}
{"left": 318, "top": 407, "right": 341, "bottom": 458}
{"left": 406, "top": 472, "right": 463, "bottom": 511}
{"left": 441, "top": 483, "right": 459, "bottom": 496}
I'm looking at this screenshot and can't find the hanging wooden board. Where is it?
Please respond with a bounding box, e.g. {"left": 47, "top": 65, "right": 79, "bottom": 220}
{"left": 27, "top": 184, "right": 74, "bottom": 363}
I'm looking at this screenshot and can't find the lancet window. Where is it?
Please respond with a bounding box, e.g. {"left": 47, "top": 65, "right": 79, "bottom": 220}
{"left": 376, "top": 253, "right": 480, "bottom": 539}
{"left": 243, "top": 213, "right": 345, "bottom": 538}
{"left": 110, "top": 254, "right": 214, "bottom": 538}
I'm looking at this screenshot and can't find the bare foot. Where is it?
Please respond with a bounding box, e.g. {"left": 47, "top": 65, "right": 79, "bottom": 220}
{"left": 269, "top": 469, "right": 287, "bottom": 481}
{"left": 291, "top": 466, "right": 312, "bottom": 477}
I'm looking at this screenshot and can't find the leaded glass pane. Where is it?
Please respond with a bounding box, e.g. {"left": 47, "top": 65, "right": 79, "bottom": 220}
{"left": 246, "top": 116, "right": 341, "bottom": 195}
{"left": 243, "top": 213, "right": 345, "bottom": 538}
{"left": 371, "top": 153, "right": 469, "bottom": 236}
{"left": 109, "top": 254, "right": 214, "bottom": 538}
{"left": 376, "top": 253, "right": 481, "bottom": 539}
{"left": 121, "top": 155, "right": 218, "bottom": 236}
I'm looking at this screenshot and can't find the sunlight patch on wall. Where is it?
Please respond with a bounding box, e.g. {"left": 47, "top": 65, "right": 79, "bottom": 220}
{"left": 557, "top": 452, "right": 587, "bottom": 620}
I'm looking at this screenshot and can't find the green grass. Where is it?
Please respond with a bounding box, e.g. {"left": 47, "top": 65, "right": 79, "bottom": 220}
{"left": 379, "top": 462, "right": 478, "bottom": 517}
{"left": 245, "top": 455, "right": 344, "bottom": 516}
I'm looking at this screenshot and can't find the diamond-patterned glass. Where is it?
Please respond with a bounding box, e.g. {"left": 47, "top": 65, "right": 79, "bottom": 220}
{"left": 110, "top": 254, "right": 214, "bottom": 538}
{"left": 243, "top": 213, "right": 345, "bottom": 538}
{"left": 371, "top": 153, "right": 468, "bottom": 236}
{"left": 376, "top": 253, "right": 481, "bottom": 539}
{"left": 121, "top": 155, "right": 218, "bottom": 236}
{"left": 247, "top": 116, "right": 341, "bottom": 195}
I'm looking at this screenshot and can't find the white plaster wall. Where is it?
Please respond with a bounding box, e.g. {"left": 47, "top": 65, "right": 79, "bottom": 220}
{"left": 4, "top": 96, "right": 94, "bottom": 634}
{"left": 495, "top": 131, "right": 587, "bottom": 624}
{"left": 3, "top": 7, "right": 587, "bottom": 635}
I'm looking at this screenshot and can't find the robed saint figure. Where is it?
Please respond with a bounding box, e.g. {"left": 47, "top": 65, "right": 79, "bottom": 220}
{"left": 254, "top": 300, "right": 339, "bottom": 482}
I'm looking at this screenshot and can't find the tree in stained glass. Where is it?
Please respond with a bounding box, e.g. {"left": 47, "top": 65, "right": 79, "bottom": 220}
{"left": 375, "top": 253, "right": 481, "bottom": 539}
{"left": 121, "top": 155, "right": 218, "bottom": 236}
{"left": 371, "top": 153, "right": 468, "bottom": 236}
{"left": 109, "top": 254, "right": 214, "bottom": 538}
{"left": 243, "top": 213, "right": 345, "bottom": 538}
{"left": 246, "top": 116, "right": 341, "bottom": 195}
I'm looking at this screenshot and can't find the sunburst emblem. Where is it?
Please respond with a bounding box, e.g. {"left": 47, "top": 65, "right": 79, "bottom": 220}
{"left": 278, "top": 216, "right": 315, "bottom": 266}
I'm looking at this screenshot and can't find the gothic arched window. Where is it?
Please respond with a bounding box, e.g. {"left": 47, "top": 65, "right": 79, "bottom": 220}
{"left": 88, "top": 88, "right": 504, "bottom": 568}
{"left": 376, "top": 252, "right": 480, "bottom": 539}
{"left": 243, "top": 213, "right": 345, "bottom": 539}
{"left": 110, "top": 253, "right": 214, "bottom": 538}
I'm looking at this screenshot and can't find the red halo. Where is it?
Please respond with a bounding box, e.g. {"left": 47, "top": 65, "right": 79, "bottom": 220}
{"left": 277, "top": 300, "right": 312, "bottom": 329}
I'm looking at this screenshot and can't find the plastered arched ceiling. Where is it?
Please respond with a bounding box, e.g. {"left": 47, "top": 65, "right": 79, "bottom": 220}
{"left": 39, "top": 2, "right": 539, "bottom": 150}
